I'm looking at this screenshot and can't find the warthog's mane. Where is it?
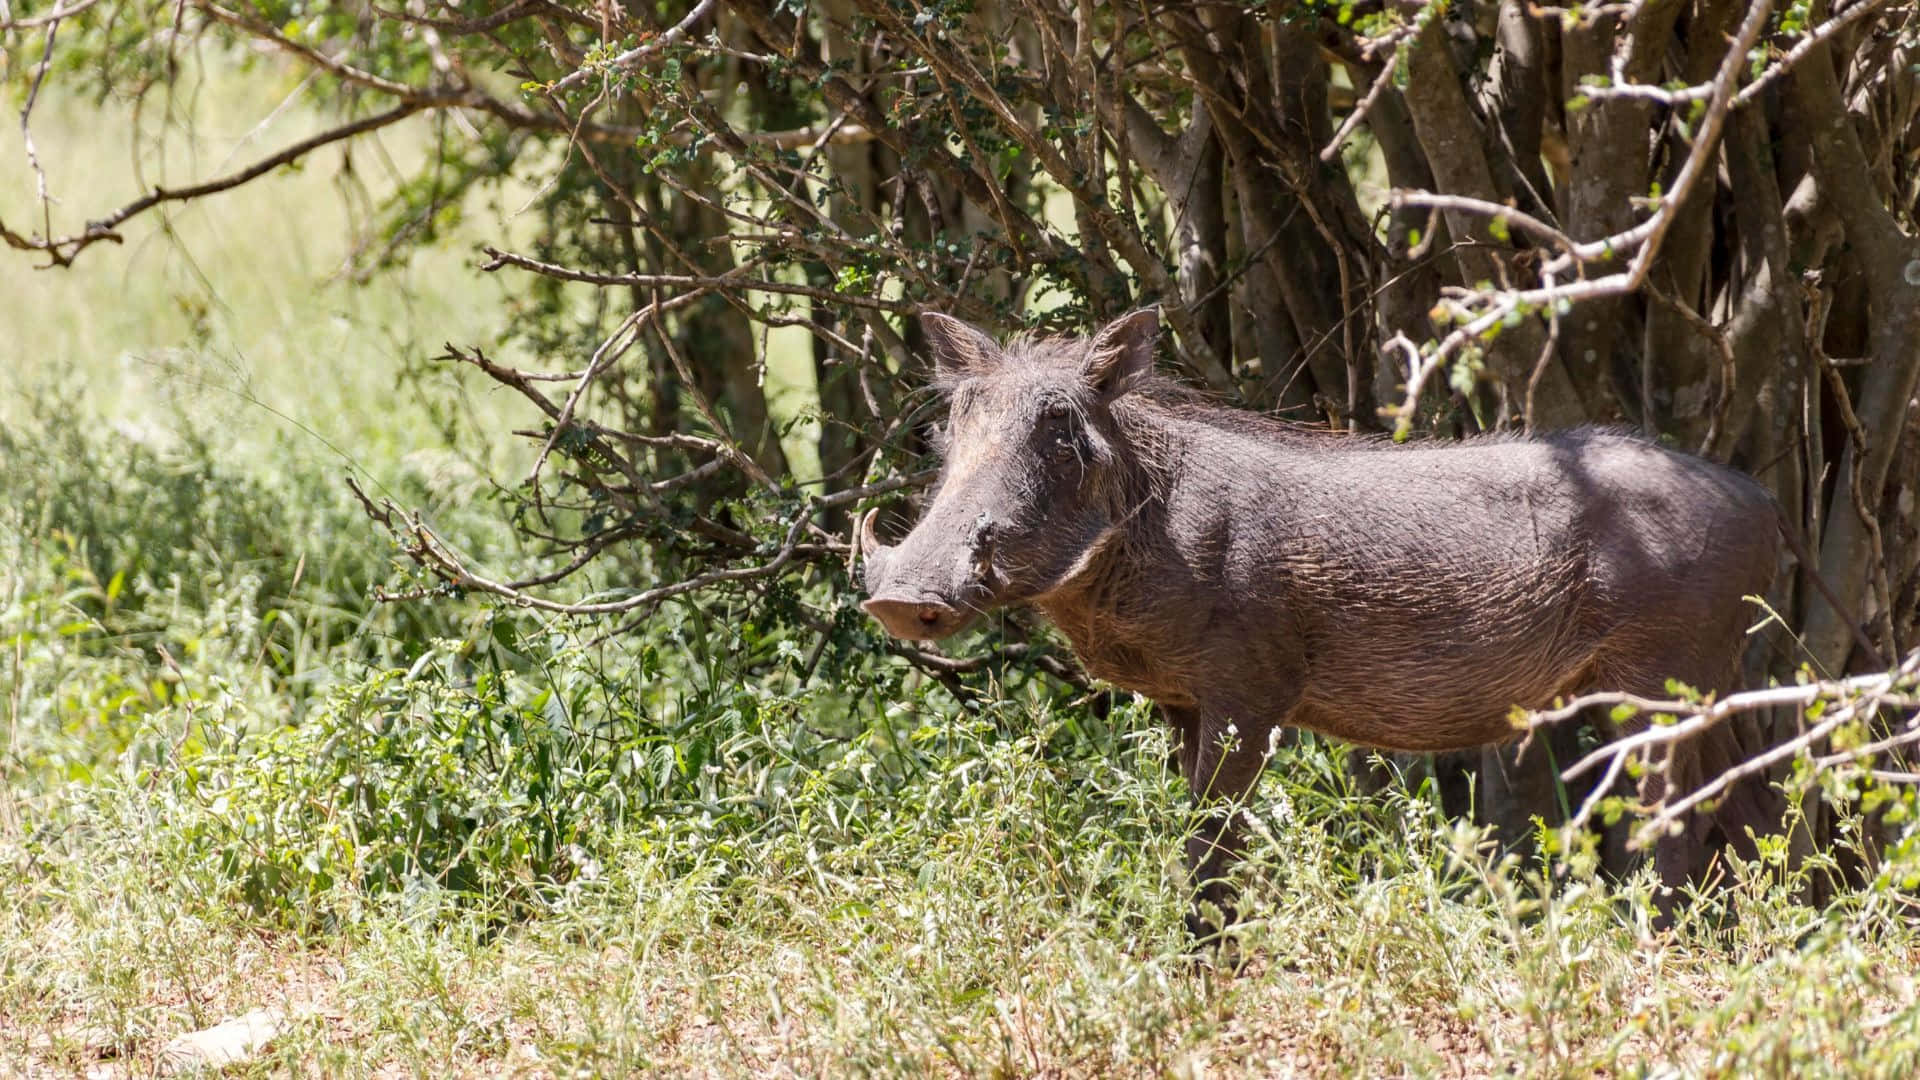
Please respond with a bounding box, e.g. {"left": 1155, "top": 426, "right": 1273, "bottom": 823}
{"left": 939, "top": 328, "right": 1663, "bottom": 488}
{"left": 963, "top": 329, "right": 1334, "bottom": 441}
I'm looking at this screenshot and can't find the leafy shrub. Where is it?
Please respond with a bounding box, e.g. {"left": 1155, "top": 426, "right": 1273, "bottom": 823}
{"left": 0, "top": 399, "right": 498, "bottom": 672}
{"left": 0, "top": 394, "right": 524, "bottom": 789}
{"left": 144, "top": 589, "right": 1147, "bottom": 922}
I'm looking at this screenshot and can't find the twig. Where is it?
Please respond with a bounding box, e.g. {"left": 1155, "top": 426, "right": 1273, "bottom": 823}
{"left": 1523, "top": 268, "right": 1564, "bottom": 435}
{"left": 0, "top": 0, "right": 97, "bottom": 31}
{"left": 1733, "top": 0, "right": 1897, "bottom": 108}
{"left": 345, "top": 467, "right": 930, "bottom": 617}
{"left": 1380, "top": 332, "right": 1436, "bottom": 432}
{"left": 443, "top": 345, "right": 653, "bottom": 499}
{"left": 367, "top": 0, "right": 540, "bottom": 36}
{"left": 18, "top": 10, "right": 62, "bottom": 249}
{"left": 480, "top": 246, "right": 915, "bottom": 313}
{"left": 1528, "top": 649, "right": 1920, "bottom": 840}
{"left": 190, "top": 1, "right": 647, "bottom": 142}
{"left": 1641, "top": 691, "right": 1879, "bottom": 840}
{"left": 886, "top": 640, "right": 1091, "bottom": 692}
{"left": 1388, "top": 191, "right": 1578, "bottom": 257}
{"left": 350, "top": 475, "right": 812, "bottom": 614}
{"left": 1612, "top": 0, "right": 1774, "bottom": 291}
{"left": 526, "top": 297, "right": 687, "bottom": 498}
{"left": 1575, "top": 0, "right": 1898, "bottom": 110}
{"left": 1320, "top": 28, "right": 1415, "bottom": 163}
{"left": 548, "top": 0, "right": 717, "bottom": 94}
{"left": 856, "top": 0, "right": 1232, "bottom": 388}
{"left": 1387, "top": 0, "right": 1774, "bottom": 428}
{"left": 648, "top": 292, "right": 778, "bottom": 492}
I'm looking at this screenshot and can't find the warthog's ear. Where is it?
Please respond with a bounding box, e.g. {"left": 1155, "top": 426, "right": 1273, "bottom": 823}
{"left": 1084, "top": 307, "right": 1158, "bottom": 399}
{"left": 920, "top": 312, "right": 1003, "bottom": 382}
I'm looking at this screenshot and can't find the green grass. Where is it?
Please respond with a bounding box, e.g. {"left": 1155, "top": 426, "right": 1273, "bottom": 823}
{"left": 3, "top": 61, "right": 1919, "bottom": 1080}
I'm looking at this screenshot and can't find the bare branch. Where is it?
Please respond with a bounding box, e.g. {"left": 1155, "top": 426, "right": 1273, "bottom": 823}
{"left": 2, "top": 103, "right": 425, "bottom": 267}
{"left": 1388, "top": 191, "right": 1577, "bottom": 257}
{"left": 190, "top": 1, "right": 647, "bottom": 141}
{"left": 1386, "top": 0, "right": 1775, "bottom": 431}
{"left": 480, "top": 246, "right": 916, "bottom": 314}
{"left": 16, "top": 8, "right": 61, "bottom": 249}
{"left": 347, "top": 465, "right": 933, "bottom": 617}
{"left": 647, "top": 292, "right": 778, "bottom": 492}
{"left": 367, "top": 0, "right": 543, "bottom": 36}
{"left": 1574, "top": 0, "right": 1900, "bottom": 110}
{"left": 1319, "top": 27, "right": 1414, "bottom": 163}
{"left": 525, "top": 303, "right": 660, "bottom": 500}
{"left": 0, "top": 0, "right": 98, "bottom": 31}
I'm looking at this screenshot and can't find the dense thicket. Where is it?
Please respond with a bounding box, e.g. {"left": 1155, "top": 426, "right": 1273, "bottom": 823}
{"left": 5, "top": 1, "right": 1917, "bottom": 843}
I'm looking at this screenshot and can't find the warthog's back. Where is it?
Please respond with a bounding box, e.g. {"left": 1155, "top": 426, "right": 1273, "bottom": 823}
{"left": 1069, "top": 420, "right": 1779, "bottom": 751}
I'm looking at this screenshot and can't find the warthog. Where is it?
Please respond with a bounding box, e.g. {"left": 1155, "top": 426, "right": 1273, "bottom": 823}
{"left": 859, "top": 308, "right": 1780, "bottom": 936}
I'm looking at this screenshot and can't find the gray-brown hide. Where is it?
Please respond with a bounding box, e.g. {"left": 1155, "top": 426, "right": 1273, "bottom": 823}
{"left": 861, "top": 309, "right": 1781, "bottom": 935}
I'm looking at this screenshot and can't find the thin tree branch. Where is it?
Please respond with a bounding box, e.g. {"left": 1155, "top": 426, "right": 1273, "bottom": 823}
{"left": 480, "top": 246, "right": 916, "bottom": 314}
{"left": 1575, "top": 0, "right": 1898, "bottom": 110}
{"left": 0, "top": 0, "right": 98, "bottom": 31}
{"left": 1, "top": 103, "right": 425, "bottom": 267}
{"left": 548, "top": 0, "right": 718, "bottom": 94}
{"left": 1386, "top": 0, "right": 1773, "bottom": 430}
{"left": 1319, "top": 27, "right": 1414, "bottom": 163}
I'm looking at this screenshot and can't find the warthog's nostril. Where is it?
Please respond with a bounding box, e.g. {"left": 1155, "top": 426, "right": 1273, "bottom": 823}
{"left": 918, "top": 607, "right": 942, "bottom": 626}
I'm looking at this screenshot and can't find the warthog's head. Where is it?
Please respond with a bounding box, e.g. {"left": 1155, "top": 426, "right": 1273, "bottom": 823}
{"left": 860, "top": 308, "right": 1157, "bottom": 640}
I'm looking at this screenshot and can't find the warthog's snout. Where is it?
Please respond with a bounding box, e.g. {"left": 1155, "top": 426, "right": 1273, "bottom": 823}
{"left": 858, "top": 507, "right": 990, "bottom": 640}
{"left": 860, "top": 593, "right": 972, "bottom": 640}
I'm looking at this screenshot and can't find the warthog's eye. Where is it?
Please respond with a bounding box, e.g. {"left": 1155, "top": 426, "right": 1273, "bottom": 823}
{"left": 1039, "top": 401, "right": 1078, "bottom": 463}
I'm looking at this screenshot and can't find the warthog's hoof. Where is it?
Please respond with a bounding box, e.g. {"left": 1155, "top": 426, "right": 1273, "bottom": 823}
{"left": 1182, "top": 909, "right": 1247, "bottom": 973}
{"left": 1184, "top": 896, "right": 1239, "bottom": 947}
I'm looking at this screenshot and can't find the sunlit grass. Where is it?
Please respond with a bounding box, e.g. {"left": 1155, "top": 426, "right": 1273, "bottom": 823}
{"left": 2, "top": 69, "right": 524, "bottom": 474}
{"left": 0, "top": 61, "right": 828, "bottom": 485}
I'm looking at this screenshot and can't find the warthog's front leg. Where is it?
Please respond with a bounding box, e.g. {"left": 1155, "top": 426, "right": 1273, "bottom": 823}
{"left": 1165, "top": 704, "right": 1279, "bottom": 945}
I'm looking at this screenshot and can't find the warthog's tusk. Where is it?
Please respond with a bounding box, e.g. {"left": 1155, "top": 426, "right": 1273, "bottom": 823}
{"left": 968, "top": 511, "right": 995, "bottom": 580}
{"left": 858, "top": 508, "right": 890, "bottom": 563}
